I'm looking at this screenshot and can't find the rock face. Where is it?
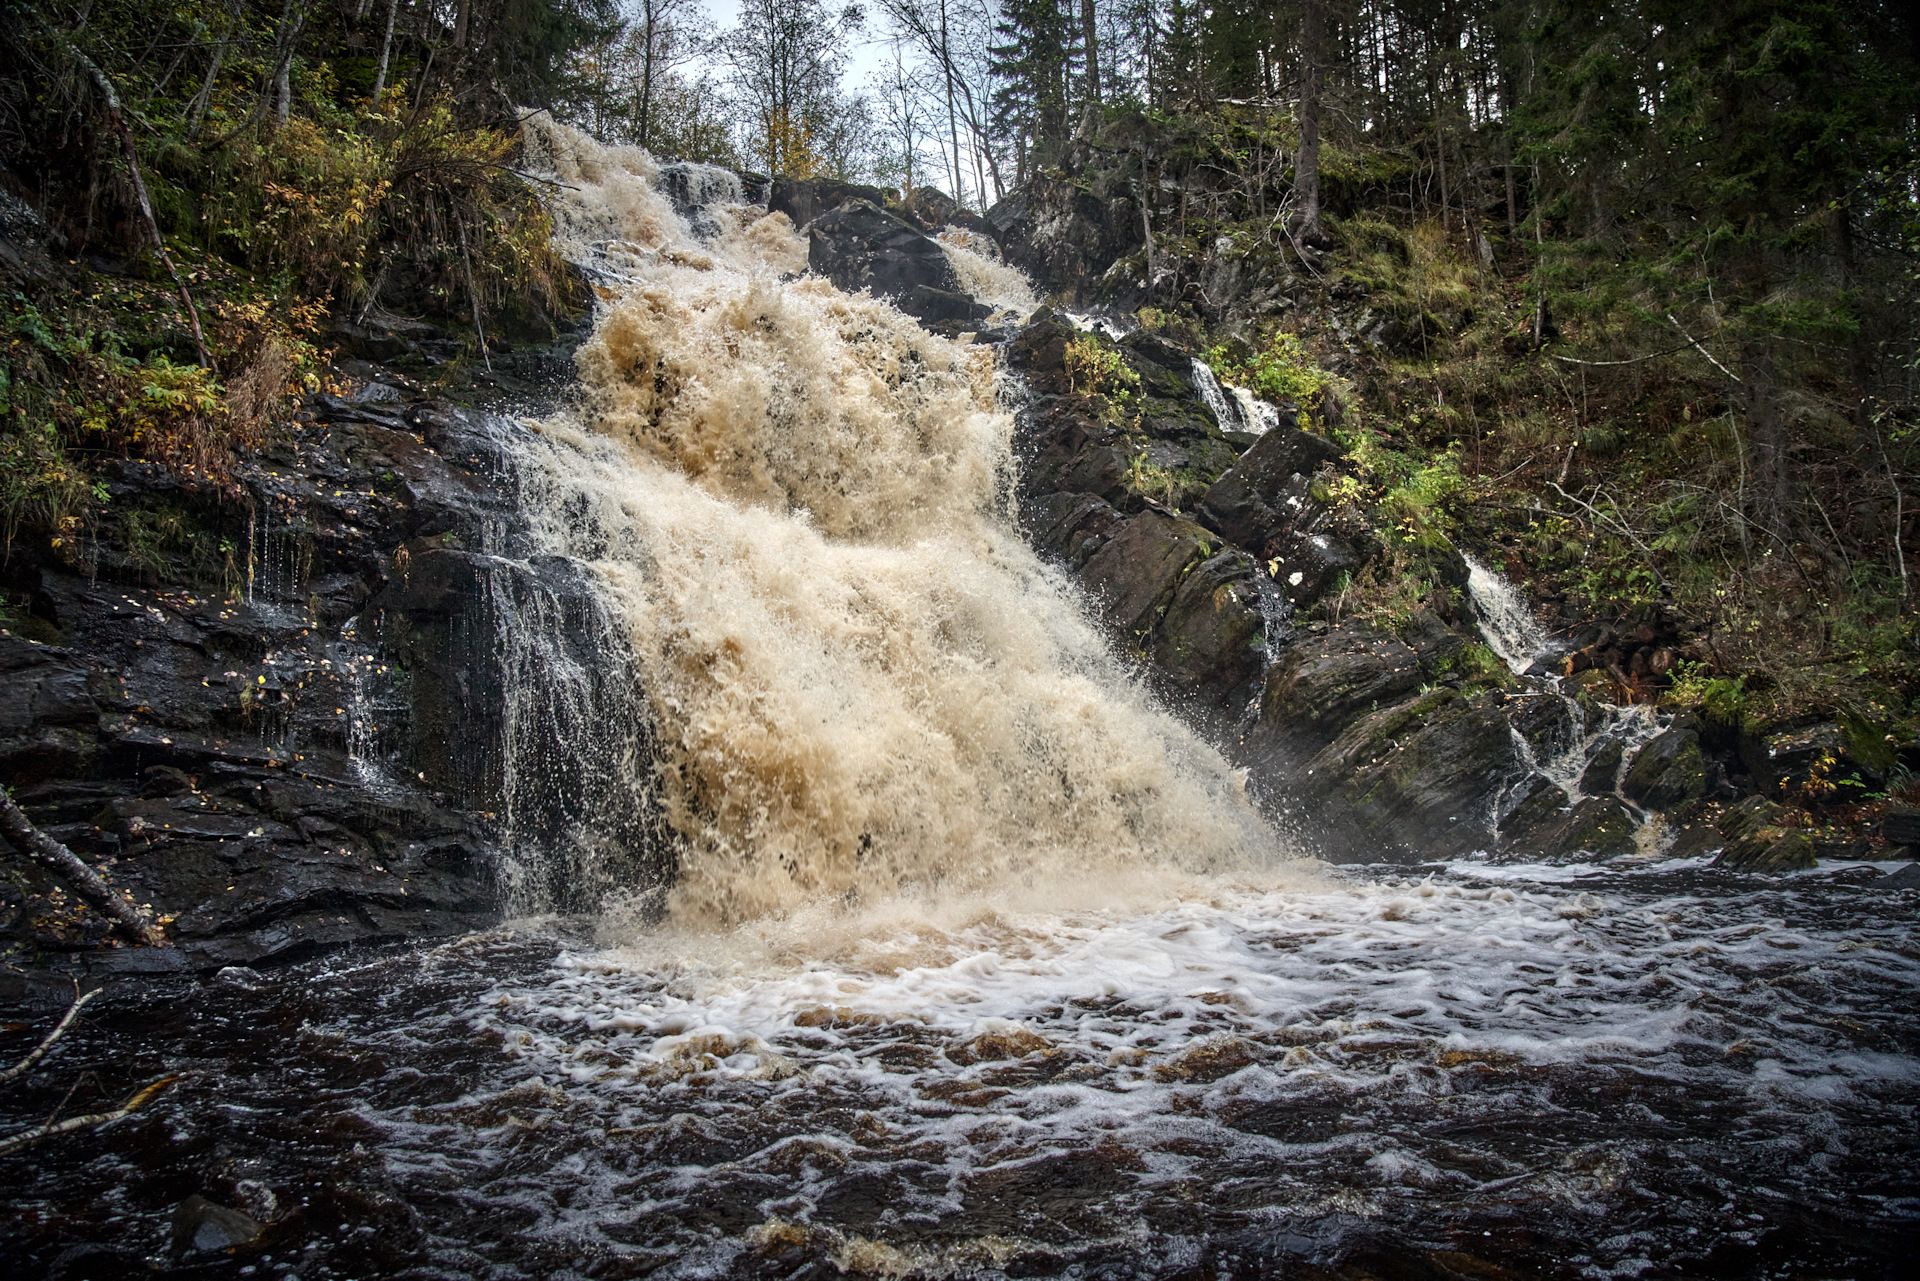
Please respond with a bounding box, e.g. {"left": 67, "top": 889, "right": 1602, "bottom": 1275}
{"left": 804, "top": 201, "right": 990, "bottom": 325}
{"left": 0, "top": 373, "right": 626, "bottom": 968}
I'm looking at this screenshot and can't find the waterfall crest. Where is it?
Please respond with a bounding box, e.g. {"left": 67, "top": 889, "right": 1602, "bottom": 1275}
{"left": 511, "top": 122, "right": 1279, "bottom": 928}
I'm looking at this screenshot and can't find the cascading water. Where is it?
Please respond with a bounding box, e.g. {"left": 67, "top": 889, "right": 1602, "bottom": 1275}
{"left": 1189, "top": 358, "right": 1281, "bottom": 436}
{"left": 7, "top": 125, "right": 1912, "bottom": 1281}
{"left": 1466, "top": 552, "right": 1670, "bottom": 835}
{"left": 1463, "top": 552, "right": 1552, "bottom": 674}
{"left": 509, "top": 120, "right": 1277, "bottom": 927}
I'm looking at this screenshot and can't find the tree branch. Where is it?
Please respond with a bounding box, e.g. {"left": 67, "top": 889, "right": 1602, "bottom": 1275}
{"left": 1547, "top": 340, "right": 1693, "bottom": 368}
{"left": 1, "top": 790, "right": 165, "bottom": 947}
{"left": 0, "top": 987, "right": 100, "bottom": 1083}
{"left": 0, "top": 1075, "right": 179, "bottom": 1156}
{"left": 1665, "top": 313, "right": 1741, "bottom": 384}
{"left": 59, "top": 37, "right": 213, "bottom": 368}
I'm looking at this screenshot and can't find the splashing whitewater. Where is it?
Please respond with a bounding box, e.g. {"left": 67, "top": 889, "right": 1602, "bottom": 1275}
{"left": 512, "top": 121, "right": 1281, "bottom": 930}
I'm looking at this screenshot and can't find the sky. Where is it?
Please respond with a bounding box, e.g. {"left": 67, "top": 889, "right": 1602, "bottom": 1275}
{"left": 694, "top": 0, "right": 896, "bottom": 97}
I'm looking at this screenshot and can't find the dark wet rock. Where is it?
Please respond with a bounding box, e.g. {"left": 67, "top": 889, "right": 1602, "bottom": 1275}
{"left": 1713, "top": 795, "right": 1815, "bottom": 873}
{"left": 987, "top": 174, "right": 1142, "bottom": 305}
{"left": 1499, "top": 774, "right": 1569, "bottom": 841}
{"left": 772, "top": 178, "right": 894, "bottom": 230}
{"left": 1879, "top": 862, "right": 1920, "bottom": 890}
{"left": 1194, "top": 426, "right": 1345, "bottom": 553}
{"left": 1621, "top": 729, "right": 1708, "bottom": 808}
{"left": 1578, "top": 736, "right": 1626, "bottom": 795}
{"left": 804, "top": 200, "right": 989, "bottom": 325}
{"left": 0, "top": 380, "right": 562, "bottom": 964}
{"left": 1080, "top": 512, "right": 1211, "bottom": 638}
{"left": 1524, "top": 796, "right": 1639, "bottom": 860}
{"left": 0, "top": 634, "right": 98, "bottom": 781}
{"left": 1881, "top": 806, "right": 1920, "bottom": 846}
{"left": 1741, "top": 720, "right": 1881, "bottom": 798}
{"left": 171, "top": 1195, "right": 263, "bottom": 1255}
{"left": 1248, "top": 622, "right": 1422, "bottom": 755}
{"left": 1289, "top": 690, "right": 1521, "bottom": 861}
{"left": 1149, "top": 550, "right": 1268, "bottom": 706}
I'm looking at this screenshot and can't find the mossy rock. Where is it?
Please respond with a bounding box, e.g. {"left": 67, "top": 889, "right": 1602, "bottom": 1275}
{"left": 1717, "top": 824, "right": 1816, "bottom": 874}
{"left": 1621, "top": 729, "right": 1708, "bottom": 809}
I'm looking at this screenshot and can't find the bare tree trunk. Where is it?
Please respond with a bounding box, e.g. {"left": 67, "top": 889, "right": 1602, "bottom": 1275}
{"left": 65, "top": 47, "right": 213, "bottom": 368}
{"left": 372, "top": 0, "right": 400, "bottom": 101}
{"left": 454, "top": 0, "right": 470, "bottom": 47}
{"left": 939, "top": 0, "right": 964, "bottom": 208}
{"left": 1289, "top": 0, "right": 1326, "bottom": 245}
{"left": 272, "top": 56, "right": 292, "bottom": 126}
{"left": 1081, "top": 0, "right": 1101, "bottom": 106}
{"left": 186, "top": 4, "right": 238, "bottom": 138}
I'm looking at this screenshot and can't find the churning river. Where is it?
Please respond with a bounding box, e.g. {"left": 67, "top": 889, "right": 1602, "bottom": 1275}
{"left": 5, "top": 126, "right": 1917, "bottom": 1280}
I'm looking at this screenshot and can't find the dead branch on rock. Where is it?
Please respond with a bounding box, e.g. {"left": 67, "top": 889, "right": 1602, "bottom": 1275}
{"left": 0, "top": 985, "right": 99, "bottom": 1084}
{"left": 0, "top": 789, "right": 166, "bottom": 946}
{"left": 0, "top": 1075, "right": 180, "bottom": 1156}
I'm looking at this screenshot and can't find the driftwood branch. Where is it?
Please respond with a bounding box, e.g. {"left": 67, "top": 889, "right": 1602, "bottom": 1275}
{"left": 0, "top": 789, "right": 165, "bottom": 946}
{"left": 0, "top": 987, "right": 100, "bottom": 1084}
{"left": 0, "top": 1075, "right": 179, "bottom": 1156}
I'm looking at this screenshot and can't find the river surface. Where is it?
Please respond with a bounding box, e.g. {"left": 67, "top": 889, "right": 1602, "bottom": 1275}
{"left": 4, "top": 858, "right": 1916, "bottom": 1278}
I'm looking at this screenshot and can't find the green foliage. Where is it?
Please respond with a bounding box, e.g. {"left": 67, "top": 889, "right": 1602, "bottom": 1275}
{"left": 1205, "top": 330, "right": 1331, "bottom": 410}
{"left": 1664, "top": 661, "right": 1747, "bottom": 726}
{"left": 1064, "top": 336, "right": 1141, "bottom": 403}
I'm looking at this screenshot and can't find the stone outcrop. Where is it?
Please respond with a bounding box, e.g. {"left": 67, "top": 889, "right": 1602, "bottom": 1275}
{"left": 803, "top": 200, "right": 990, "bottom": 326}
{"left": 0, "top": 372, "right": 595, "bottom": 968}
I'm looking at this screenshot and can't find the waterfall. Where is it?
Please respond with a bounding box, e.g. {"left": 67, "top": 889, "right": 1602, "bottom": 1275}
{"left": 507, "top": 121, "right": 1276, "bottom": 927}
{"left": 935, "top": 227, "right": 1037, "bottom": 321}
{"left": 1232, "top": 385, "right": 1281, "bottom": 434}
{"left": 1189, "top": 359, "right": 1280, "bottom": 436}
{"left": 1463, "top": 552, "right": 1552, "bottom": 674}
{"left": 1190, "top": 358, "right": 1241, "bottom": 430}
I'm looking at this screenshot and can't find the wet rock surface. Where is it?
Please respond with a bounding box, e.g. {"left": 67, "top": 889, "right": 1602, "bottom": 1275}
{"left": 0, "top": 372, "right": 557, "bottom": 969}
{"left": 803, "top": 199, "right": 989, "bottom": 326}
{"left": 998, "top": 306, "right": 1834, "bottom": 868}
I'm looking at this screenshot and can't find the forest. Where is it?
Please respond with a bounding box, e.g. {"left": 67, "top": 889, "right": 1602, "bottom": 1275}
{"left": 2, "top": 0, "right": 1918, "bottom": 785}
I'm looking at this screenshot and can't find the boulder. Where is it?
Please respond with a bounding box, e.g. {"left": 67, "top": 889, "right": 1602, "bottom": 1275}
{"left": 1525, "top": 796, "right": 1640, "bottom": 860}
{"left": 1498, "top": 773, "right": 1569, "bottom": 842}
{"left": 1578, "top": 735, "right": 1625, "bottom": 795}
{"left": 1740, "top": 720, "right": 1881, "bottom": 798}
{"left": 804, "top": 200, "right": 989, "bottom": 325}
{"left": 171, "top": 1196, "right": 263, "bottom": 1256}
{"left": 1620, "top": 728, "right": 1708, "bottom": 808}
{"left": 771, "top": 178, "right": 893, "bottom": 229}
{"left": 1881, "top": 806, "right": 1920, "bottom": 846}
{"left": 1194, "top": 426, "right": 1345, "bottom": 552}
{"left": 1712, "top": 795, "right": 1815, "bottom": 873}
{"left": 1078, "top": 512, "right": 1210, "bottom": 639}
{"left": 1265, "top": 527, "right": 1365, "bottom": 608}
{"left": 1249, "top": 622, "right": 1422, "bottom": 753}
{"left": 1292, "top": 690, "right": 1522, "bottom": 862}
{"left": 1150, "top": 549, "right": 1269, "bottom": 705}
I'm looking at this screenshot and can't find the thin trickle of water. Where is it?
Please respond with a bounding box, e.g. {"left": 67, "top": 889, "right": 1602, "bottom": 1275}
{"left": 1463, "top": 552, "right": 1551, "bottom": 673}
